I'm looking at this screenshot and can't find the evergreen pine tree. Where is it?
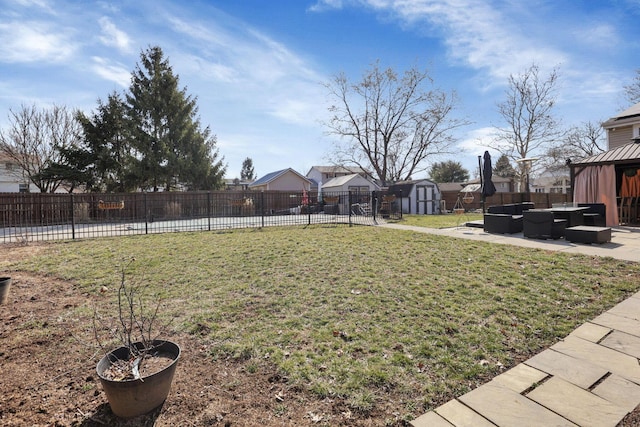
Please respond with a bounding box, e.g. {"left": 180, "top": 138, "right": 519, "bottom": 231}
{"left": 493, "top": 154, "right": 516, "bottom": 178}
{"left": 127, "top": 46, "right": 226, "bottom": 191}
{"left": 75, "top": 92, "right": 132, "bottom": 192}
{"left": 240, "top": 157, "right": 256, "bottom": 181}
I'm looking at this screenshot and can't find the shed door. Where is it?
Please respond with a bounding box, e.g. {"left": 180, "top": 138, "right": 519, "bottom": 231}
{"left": 416, "top": 185, "right": 435, "bottom": 214}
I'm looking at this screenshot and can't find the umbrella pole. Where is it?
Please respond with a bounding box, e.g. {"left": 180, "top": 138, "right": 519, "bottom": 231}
{"left": 478, "top": 155, "right": 485, "bottom": 213}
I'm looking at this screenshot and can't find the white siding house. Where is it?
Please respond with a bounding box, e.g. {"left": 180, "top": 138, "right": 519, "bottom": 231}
{"left": 321, "top": 173, "right": 380, "bottom": 193}
{"left": 0, "top": 154, "right": 36, "bottom": 192}
{"left": 306, "top": 165, "right": 374, "bottom": 190}
{"left": 602, "top": 102, "right": 640, "bottom": 150}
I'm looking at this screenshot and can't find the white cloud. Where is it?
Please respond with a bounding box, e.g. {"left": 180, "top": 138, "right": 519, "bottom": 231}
{"left": 0, "top": 21, "right": 76, "bottom": 63}
{"left": 573, "top": 24, "right": 619, "bottom": 49}
{"left": 373, "top": 0, "right": 566, "bottom": 81}
{"left": 308, "top": 0, "right": 345, "bottom": 12}
{"left": 98, "top": 16, "right": 131, "bottom": 52}
{"left": 164, "top": 14, "right": 326, "bottom": 126}
{"left": 90, "top": 57, "right": 131, "bottom": 87}
{"left": 12, "top": 0, "right": 56, "bottom": 14}
{"left": 458, "top": 126, "right": 498, "bottom": 153}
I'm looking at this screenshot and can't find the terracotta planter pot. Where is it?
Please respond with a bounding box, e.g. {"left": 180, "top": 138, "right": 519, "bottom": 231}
{"left": 96, "top": 340, "right": 180, "bottom": 418}
{"left": 0, "top": 277, "right": 11, "bottom": 304}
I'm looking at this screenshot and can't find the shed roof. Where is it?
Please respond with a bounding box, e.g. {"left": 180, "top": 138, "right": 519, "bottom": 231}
{"left": 308, "top": 165, "right": 371, "bottom": 175}
{"left": 322, "top": 173, "right": 378, "bottom": 188}
{"left": 387, "top": 179, "right": 438, "bottom": 196}
{"left": 571, "top": 142, "right": 640, "bottom": 166}
{"left": 461, "top": 183, "right": 482, "bottom": 193}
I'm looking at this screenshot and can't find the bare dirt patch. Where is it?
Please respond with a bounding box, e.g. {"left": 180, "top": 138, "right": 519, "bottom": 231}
{"left": 0, "top": 272, "right": 407, "bottom": 426}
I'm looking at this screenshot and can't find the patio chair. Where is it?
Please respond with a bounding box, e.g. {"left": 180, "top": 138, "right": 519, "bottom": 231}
{"left": 577, "top": 203, "right": 606, "bottom": 227}
{"left": 523, "top": 210, "right": 567, "bottom": 240}
{"left": 619, "top": 197, "right": 633, "bottom": 224}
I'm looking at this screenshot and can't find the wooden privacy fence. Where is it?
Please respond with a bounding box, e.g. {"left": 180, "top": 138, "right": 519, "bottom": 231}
{"left": 440, "top": 191, "right": 571, "bottom": 212}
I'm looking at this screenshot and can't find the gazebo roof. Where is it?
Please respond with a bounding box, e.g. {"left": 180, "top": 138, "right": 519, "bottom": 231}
{"left": 571, "top": 142, "right": 640, "bottom": 167}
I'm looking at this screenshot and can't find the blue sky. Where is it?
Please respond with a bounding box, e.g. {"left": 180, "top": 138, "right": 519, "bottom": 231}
{"left": 1, "top": 0, "right": 639, "bottom": 180}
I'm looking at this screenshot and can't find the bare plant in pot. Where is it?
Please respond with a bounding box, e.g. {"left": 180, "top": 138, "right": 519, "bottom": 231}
{"left": 93, "top": 258, "right": 180, "bottom": 419}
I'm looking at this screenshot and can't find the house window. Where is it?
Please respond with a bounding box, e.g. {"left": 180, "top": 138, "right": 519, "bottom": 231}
{"left": 5, "top": 162, "right": 13, "bottom": 170}
{"left": 18, "top": 183, "right": 30, "bottom": 193}
{"left": 348, "top": 186, "right": 369, "bottom": 193}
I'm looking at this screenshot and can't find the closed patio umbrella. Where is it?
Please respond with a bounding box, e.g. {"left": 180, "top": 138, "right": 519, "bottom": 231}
{"left": 481, "top": 151, "right": 496, "bottom": 212}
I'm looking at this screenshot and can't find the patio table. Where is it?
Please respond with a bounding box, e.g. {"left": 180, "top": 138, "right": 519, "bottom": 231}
{"left": 545, "top": 206, "right": 590, "bottom": 228}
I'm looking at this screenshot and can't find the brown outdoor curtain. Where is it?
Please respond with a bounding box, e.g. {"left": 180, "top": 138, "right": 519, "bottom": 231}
{"left": 620, "top": 169, "right": 640, "bottom": 198}
{"left": 573, "top": 164, "right": 618, "bottom": 226}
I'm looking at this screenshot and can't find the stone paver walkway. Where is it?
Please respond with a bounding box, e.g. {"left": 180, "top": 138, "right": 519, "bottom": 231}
{"left": 378, "top": 223, "right": 640, "bottom": 427}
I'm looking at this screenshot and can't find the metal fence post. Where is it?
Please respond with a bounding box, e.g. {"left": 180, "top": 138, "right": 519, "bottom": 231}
{"left": 70, "top": 194, "right": 76, "bottom": 240}
{"left": 144, "top": 193, "right": 148, "bottom": 235}
{"left": 207, "top": 192, "right": 211, "bottom": 231}
{"left": 348, "top": 190, "right": 352, "bottom": 227}
{"left": 372, "top": 191, "right": 377, "bottom": 223}
{"left": 307, "top": 190, "right": 311, "bottom": 226}
{"left": 261, "top": 191, "right": 265, "bottom": 228}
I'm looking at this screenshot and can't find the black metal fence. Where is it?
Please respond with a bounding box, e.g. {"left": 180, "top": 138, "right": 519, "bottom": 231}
{"left": 0, "top": 190, "right": 401, "bottom": 243}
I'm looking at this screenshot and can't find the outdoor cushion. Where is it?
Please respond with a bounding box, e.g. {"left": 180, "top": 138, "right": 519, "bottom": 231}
{"left": 487, "top": 205, "right": 506, "bottom": 214}
{"left": 483, "top": 213, "right": 523, "bottom": 234}
{"left": 487, "top": 202, "right": 534, "bottom": 215}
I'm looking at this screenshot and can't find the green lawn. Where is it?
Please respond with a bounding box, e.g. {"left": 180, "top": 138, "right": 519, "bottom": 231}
{"left": 5, "top": 224, "right": 639, "bottom": 420}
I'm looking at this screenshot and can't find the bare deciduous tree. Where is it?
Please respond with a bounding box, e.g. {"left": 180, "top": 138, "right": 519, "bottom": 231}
{"left": 490, "top": 64, "right": 562, "bottom": 191}
{"left": 624, "top": 68, "right": 640, "bottom": 106}
{"left": 0, "top": 104, "right": 82, "bottom": 192}
{"left": 543, "top": 120, "right": 606, "bottom": 178}
{"left": 324, "top": 62, "right": 467, "bottom": 185}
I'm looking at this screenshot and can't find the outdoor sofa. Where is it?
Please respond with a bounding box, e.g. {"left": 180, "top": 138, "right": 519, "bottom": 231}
{"left": 483, "top": 202, "right": 535, "bottom": 234}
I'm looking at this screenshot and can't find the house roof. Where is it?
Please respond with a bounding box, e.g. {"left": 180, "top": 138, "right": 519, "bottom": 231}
{"left": 571, "top": 142, "right": 640, "bottom": 166}
{"left": 322, "top": 173, "right": 377, "bottom": 188}
{"left": 249, "top": 168, "right": 310, "bottom": 187}
{"left": 602, "top": 102, "right": 640, "bottom": 128}
{"left": 308, "top": 165, "right": 371, "bottom": 175}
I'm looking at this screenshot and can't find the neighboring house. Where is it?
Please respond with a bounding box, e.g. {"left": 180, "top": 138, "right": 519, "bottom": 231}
{"left": 249, "top": 168, "right": 311, "bottom": 191}
{"left": 306, "top": 165, "right": 374, "bottom": 189}
{"left": 387, "top": 179, "right": 441, "bottom": 215}
{"left": 602, "top": 102, "right": 640, "bottom": 149}
{"left": 224, "top": 178, "right": 252, "bottom": 191}
{"left": 0, "top": 154, "right": 35, "bottom": 193}
{"left": 461, "top": 176, "right": 513, "bottom": 193}
{"left": 531, "top": 175, "right": 570, "bottom": 194}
